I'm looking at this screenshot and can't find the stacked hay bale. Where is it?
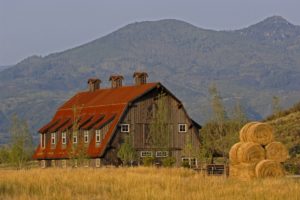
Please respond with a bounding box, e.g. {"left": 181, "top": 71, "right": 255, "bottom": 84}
{"left": 229, "top": 122, "right": 288, "bottom": 179}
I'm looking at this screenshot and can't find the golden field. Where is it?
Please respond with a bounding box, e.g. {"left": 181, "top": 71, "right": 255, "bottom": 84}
{"left": 0, "top": 167, "right": 299, "bottom": 200}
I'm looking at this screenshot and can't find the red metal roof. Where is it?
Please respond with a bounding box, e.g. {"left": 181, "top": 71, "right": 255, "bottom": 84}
{"left": 33, "top": 82, "right": 158, "bottom": 160}
{"left": 48, "top": 118, "right": 70, "bottom": 133}
{"left": 81, "top": 114, "right": 104, "bottom": 130}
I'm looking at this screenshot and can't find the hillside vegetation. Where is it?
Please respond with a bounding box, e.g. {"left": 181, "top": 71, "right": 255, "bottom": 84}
{"left": 0, "top": 167, "right": 299, "bottom": 200}
{"left": 0, "top": 16, "right": 300, "bottom": 142}
{"left": 265, "top": 102, "right": 300, "bottom": 160}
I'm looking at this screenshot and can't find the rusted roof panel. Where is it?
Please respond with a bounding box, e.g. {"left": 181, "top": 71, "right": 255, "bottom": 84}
{"left": 33, "top": 83, "right": 158, "bottom": 160}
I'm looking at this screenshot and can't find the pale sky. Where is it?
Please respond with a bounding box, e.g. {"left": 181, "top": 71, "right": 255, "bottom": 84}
{"left": 1, "top": 0, "right": 300, "bottom": 66}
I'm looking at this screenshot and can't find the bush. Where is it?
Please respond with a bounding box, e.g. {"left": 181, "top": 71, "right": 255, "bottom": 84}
{"left": 0, "top": 147, "right": 10, "bottom": 164}
{"left": 143, "top": 157, "right": 154, "bottom": 166}
{"left": 181, "top": 160, "right": 190, "bottom": 168}
{"left": 162, "top": 157, "right": 176, "bottom": 167}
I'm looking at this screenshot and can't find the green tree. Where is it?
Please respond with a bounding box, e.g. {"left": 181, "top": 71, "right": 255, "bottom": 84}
{"left": 117, "top": 135, "right": 136, "bottom": 166}
{"left": 0, "top": 146, "right": 10, "bottom": 164}
{"left": 148, "top": 92, "right": 171, "bottom": 150}
{"left": 199, "top": 84, "right": 247, "bottom": 165}
{"left": 9, "top": 115, "right": 34, "bottom": 169}
{"left": 183, "top": 132, "right": 197, "bottom": 168}
{"left": 68, "top": 104, "right": 88, "bottom": 167}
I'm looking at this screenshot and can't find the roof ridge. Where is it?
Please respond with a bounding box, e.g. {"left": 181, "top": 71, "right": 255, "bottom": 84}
{"left": 79, "top": 82, "right": 158, "bottom": 94}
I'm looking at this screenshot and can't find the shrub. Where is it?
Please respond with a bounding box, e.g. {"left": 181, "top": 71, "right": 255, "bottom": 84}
{"left": 162, "top": 157, "right": 176, "bottom": 167}
{"left": 143, "top": 157, "right": 154, "bottom": 166}
{"left": 181, "top": 160, "right": 190, "bottom": 168}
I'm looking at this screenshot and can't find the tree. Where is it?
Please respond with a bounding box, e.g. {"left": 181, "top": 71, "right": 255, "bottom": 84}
{"left": 183, "top": 132, "right": 197, "bottom": 168}
{"left": 199, "top": 84, "right": 247, "bottom": 165}
{"left": 117, "top": 135, "right": 136, "bottom": 166}
{"left": 9, "top": 115, "right": 33, "bottom": 169}
{"left": 148, "top": 92, "right": 171, "bottom": 149}
{"left": 0, "top": 146, "right": 9, "bottom": 164}
{"left": 68, "top": 104, "right": 88, "bottom": 167}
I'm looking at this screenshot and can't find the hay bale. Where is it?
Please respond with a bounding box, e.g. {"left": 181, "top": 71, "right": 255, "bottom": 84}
{"left": 239, "top": 122, "right": 259, "bottom": 142}
{"left": 237, "top": 142, "right": 265, "bottom": 164}
{"left": 230, "top": 163, "right": 256, "bottom": 180}
{"left": 229, "top": 142, "right": 243, "bottom": 164}
{"left": 245, "top": 123, "right": 274, "bottom": 145}
{"left": 265, "top": 142, "right": 289, "bottom": 162}
{"left": 255, "top": 160, "right": 285, "bottom": 178}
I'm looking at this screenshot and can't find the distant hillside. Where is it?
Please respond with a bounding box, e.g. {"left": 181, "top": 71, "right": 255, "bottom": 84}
{"left": 0, "top": 16, "right": 300, "bottom": 143}
{"left": 265, "top": 102, "right": 300, "bottom": 160}
{"left": 0, "top": 65, "right": 11, "bottom": 72}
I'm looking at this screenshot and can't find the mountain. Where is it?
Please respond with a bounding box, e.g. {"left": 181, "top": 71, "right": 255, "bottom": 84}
{"left": 0, "top": 65, "right": 11, "bottom": 72}
{"left": 0, "top": 16, "right": 300, "bottom": 143}
{"left": 237, "top": 16, "right": 300, "bottom": 42}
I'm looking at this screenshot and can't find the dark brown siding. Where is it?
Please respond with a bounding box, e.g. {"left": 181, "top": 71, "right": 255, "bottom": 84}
{"left": 109, "top": 88, "right": 201, "bottom": 166}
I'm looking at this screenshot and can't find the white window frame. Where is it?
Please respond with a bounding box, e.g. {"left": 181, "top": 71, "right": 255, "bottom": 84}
{"left": 73, "top": 132, "right": 77, "bottom": 144}
{"left": 51, "top": 132, "right": 56, "bottom": 145}
{"left": 95, "top": 158, "right": 101, "bottom": 167}
{"left": 181, "top": 157, "right": 198, "bottom": 167}
{"left": 62, "top": 132, "right": 66, "bottom": 144}
{"left": 62, "top": 160, "right": 67, "bottom": 168}
{"left": 84, "top": 130, "right": 89, "bottom": 143}
{"left": 40, "top": 133, "right": 46, "bottom": 149}
{"left": 140, "top": 151, "right": 153, "bottom": 157}
{"left": 96, "top": 130, "right": 101, "bottom": 143}
{"left": 178, "top": 123, "right": 187, "bottom": 133}
{"left": 155, "top": 151, "right": 168, "bottom": 157}
{"left": 41, "top": 160, "right": 46, "bottom": 168}
{"left": 121, "top": 124, "right": 130, "bottom": 133}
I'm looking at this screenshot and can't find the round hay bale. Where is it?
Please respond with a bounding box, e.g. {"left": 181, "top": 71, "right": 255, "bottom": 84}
{"left": 237, "top": 142, "right": 265, "bottom": 164}
{"left": 246, "top": 123, "right": 274, "bottom": 145}
{"left": 229, "top": 163, "right": 256, "bottom": 180}
{"left": 239, "top": 122, "right": 259, "bottom": 142}
{"left": 265, "top": 142, "right": 289, "bottom": 162}
{"left": 255, "top": 160, "right": 285, "bottom": 178}
{"left": 229, "top": 142, "right": 243, "bottom": 164}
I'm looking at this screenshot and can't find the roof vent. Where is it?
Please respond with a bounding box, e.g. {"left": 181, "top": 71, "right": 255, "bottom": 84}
{"left": 109, "top": 75, "right": 124, "bottom": 88}
{"left": 87, "top": 78, "right": 101, "bottom": 92}
{"left": 133, "top": 72, "right": 148, "bottom": 85}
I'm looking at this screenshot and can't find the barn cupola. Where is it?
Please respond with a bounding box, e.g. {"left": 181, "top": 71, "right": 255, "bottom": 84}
{"left": 133, "top": 72, "right": 148, "bottom": 85}
{"left": 109, "top": 75, "right": 124, "bottom": 88}
{"left": 87, "top": 78, "right": 101, "bottom": 92}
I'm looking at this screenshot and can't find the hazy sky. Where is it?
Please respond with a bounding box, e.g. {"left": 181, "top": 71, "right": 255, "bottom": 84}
{"left": 1, "top": 0, "right": 300, "bottom": 66}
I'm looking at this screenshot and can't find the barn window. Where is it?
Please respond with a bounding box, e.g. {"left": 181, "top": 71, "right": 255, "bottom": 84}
{"left": 96, "top": 130, "right": 101, "bottom": 143}
{"left": 178, "top": 124, "right": 187, "bottom": 132}
{"left": 95, "top": 158, "right": 101, "bottom": 167}
{"left": 156, "top": 151, "right": 168, "bottom": 157}
{"left": 121, "top": 124, "right": 130, "bottom": 132}
{"left": 84, "top": 131, "right": 89, "bottom": 143}
{"left": 62, "top": 132, "right": 66, "bottom": 144}
{"left": 51, "top": 133, "right": 56, "bottom": 144}
{"left": 62, "top": 160, "right": 67, "bottom": 168}
{"left": 41, "top": 160, "right": 46, "bottom": 168}
{"left": 141, "top": 151, "right": 152, "bottom": 157}
{"left": 73, "top": 132, "right": 77, "bottom": 144}
{"left": 182, "top": 157, "right": 197, "bottom": 168}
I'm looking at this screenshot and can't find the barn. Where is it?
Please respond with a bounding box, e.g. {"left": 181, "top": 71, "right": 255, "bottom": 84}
{"left": 33, "top": 72, "right": 201, "bottom": 167}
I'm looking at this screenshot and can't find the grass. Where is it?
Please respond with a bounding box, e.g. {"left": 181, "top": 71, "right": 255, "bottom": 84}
{"left": 0, "top": 167, "right": 299, "bottom": 200}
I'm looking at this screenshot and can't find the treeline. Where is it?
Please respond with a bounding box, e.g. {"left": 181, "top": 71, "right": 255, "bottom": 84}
{"left": 0, "top": 115, "right": 34, "bottom": 169}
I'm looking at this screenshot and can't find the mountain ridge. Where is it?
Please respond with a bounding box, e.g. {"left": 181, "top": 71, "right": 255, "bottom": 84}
{"left": 0, "top": 16, "right": 300, "bottom": 143}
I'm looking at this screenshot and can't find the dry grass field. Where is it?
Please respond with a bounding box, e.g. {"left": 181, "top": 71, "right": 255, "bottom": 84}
{"left": 0, "top": 167, "right": 299, "bottom": 200}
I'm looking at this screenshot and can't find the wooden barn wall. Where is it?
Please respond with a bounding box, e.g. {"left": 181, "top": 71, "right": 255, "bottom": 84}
{"left": 116, "top": 88, "right": 201, "bottom": 164}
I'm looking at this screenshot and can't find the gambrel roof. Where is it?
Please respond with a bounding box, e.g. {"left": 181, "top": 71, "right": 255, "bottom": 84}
{"left": 33, "top": 83, "right": 159, "bottom": 159}
{"left": 33, "top": 82, "right": 200, "bottom": 160}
